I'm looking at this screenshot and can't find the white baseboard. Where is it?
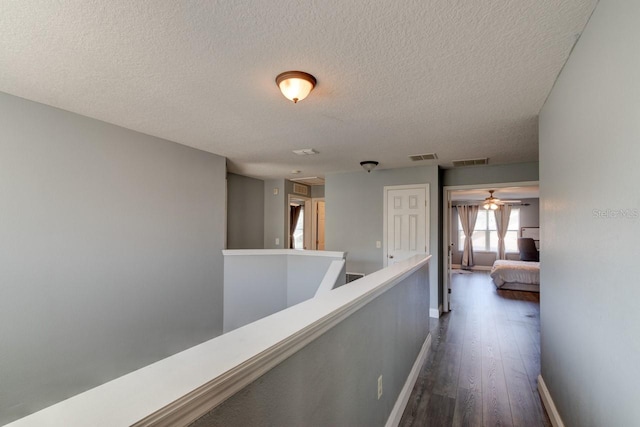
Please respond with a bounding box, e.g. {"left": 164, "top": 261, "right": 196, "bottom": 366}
{"left": 385, "top": 333, "right": 432, "bottom": 427}
{"left": 429, "top": 305, "right": 442, "bottom": 318}
{"left": 538, "top": 375, "right": 565, "bottom": 427}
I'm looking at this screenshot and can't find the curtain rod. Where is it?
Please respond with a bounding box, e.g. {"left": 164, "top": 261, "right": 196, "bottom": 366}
{"left": 452, "top": 203, "right": 531, "bottom": 207}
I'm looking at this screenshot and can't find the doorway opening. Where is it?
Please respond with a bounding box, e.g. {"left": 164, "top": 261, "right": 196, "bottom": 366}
{"left": 442, "top": 181, "right": 539, "bottom": 313}
{"left": 288, "top": 195, "right": 326, "bottom": 250}
{"left": 290, "top": 203, "right": 305, "bottom": 249}
{"left": 288, "top": 195, "right": 310, "bottom": 249}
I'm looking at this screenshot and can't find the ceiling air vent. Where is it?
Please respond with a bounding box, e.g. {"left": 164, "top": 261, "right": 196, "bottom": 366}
{"left": 292, "top": 148, "right": 319, "bottom": 156}
{"left": 292, "top": 183, "right": 309, "bottom": 195}
{"left": 409, "top": 153, "right": 438, "bottom": 161}
{"left": 452, "top": 157, "right": 489, "bottom": 167}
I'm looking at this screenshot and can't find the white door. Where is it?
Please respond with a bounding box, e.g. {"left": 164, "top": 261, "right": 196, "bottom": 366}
{"left": 384, "top": 185, "right": 429, "bottom": 266}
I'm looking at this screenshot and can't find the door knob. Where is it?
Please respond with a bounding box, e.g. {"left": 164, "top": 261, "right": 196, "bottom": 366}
{"left": 389, "top": 255, "right": 394, "bottom": 259}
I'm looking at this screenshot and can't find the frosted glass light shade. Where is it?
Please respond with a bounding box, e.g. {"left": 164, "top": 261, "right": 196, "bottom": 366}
{"left": 360, "top": 160, "right": 379, "bottom": 173}
{"left": 276, "top": 71, "right": 316, "bottom": 103}
{"left": 483, "top": 202, "right": 499, "bottom": 210}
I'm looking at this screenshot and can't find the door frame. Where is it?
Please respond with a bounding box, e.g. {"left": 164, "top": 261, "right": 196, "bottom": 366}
{"left": 442, "top": 180, "right": 539, "bottom": 313}
{"left": 383, "top": 183, "right": 430, "bottom": 267}
{"left": 287, "top": 194, "right": 312, "bottom": 249}
{"left": 311, "top": 198, "right": 325, "bottom": 250}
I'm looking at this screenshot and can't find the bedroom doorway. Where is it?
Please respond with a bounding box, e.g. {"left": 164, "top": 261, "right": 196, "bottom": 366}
{"left": 288, "top": 195, "right": 311, "bottom": 249}
{"left": 442, "top": 181, "right": 539, "bottom": 313}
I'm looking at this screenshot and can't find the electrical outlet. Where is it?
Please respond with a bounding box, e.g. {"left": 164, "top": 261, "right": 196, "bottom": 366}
{"left": 275, "top": 238, "right": 280, "bottom": 245}
{"left": 273, "top": 188, "right": 279, "bottom": 195}
{"left": 376, "top": 240, "right": 381, "bottom": 249}
{"left": 377, "top": 375, "right": 383, "bottom": 400}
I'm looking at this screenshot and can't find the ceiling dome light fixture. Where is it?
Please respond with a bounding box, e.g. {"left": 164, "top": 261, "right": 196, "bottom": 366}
{"left": 276, "top": 71, "right": 316, "bottom": 103}
{"left": 360, "top": 160, "right": 379, "bottom": 173}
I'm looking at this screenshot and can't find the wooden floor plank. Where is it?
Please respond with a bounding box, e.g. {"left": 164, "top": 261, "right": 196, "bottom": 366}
{"left": 432, "top": 342, "right": 463, "bottom": 398}
{"left": 502, "top": 355, "right": 544, "bottom": 427}
{"left": 480, "top": 315, "right": 502, "bottom": 360}
{"left": 452, "top": 387, "right": 483, "bottom": 427}
{"left": 458, "top": 328, "right": 482, "bottom": 392}
{"left": 422, "top": 393, "right": 456, "bottom": 427}
{"left": 445, "top": 308, "right": 466, "bottom": 345}
{"left": 399, "top": 375, "right": 427, "bottom": 427}
{"left": 482, "top": 355, "right": 514, "bottom": 426}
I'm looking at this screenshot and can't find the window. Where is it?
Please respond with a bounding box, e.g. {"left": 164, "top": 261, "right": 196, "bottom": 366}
{"left": 293, "top": 207, "right": 304, "bottom": 249}
{"left": 458, "top": 208, "right": 520, "bottom": 252}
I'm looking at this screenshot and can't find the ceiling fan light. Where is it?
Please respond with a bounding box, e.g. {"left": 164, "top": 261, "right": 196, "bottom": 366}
{"left": 276, "top": 71, "right": 316, "bottom": 103}
{"left": 483, "top": 190, "right": 499, "bottom": 210}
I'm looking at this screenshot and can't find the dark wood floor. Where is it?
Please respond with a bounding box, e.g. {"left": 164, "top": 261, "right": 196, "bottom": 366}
{"left": 400, "top": 271, "right": 551, "bottom": 427}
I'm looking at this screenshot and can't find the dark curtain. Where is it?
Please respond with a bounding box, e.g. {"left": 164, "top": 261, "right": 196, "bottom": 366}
{"left": 289, "top": 205, "right": 302, "bottom": 248}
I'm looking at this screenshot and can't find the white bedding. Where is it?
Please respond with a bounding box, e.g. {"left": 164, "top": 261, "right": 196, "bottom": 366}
{"left": 490, "top": 260, "right": 540, "bottom": 289}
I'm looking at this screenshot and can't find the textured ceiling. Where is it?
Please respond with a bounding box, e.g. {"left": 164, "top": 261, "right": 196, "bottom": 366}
{"left": 0, "top": 0, "right": 596, "bottom": 179}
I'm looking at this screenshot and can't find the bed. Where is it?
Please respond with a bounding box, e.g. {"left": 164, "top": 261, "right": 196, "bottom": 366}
{"left": 490, "top": 260, "right": 540, "bottom": 292}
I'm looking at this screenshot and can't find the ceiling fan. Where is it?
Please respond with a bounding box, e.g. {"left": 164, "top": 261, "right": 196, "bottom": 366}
{"left": 482, "top": 190, "right": 521, "bottom": 210}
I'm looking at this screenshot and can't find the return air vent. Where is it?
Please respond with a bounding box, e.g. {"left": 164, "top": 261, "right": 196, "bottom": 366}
{"left": 452, "top": 157, "right": 489, "bottom": 167}
{"left": 292, "top": 148, "right": 319, "bottom": 156}
{"left": 409, "top": 153, "right": 438, "bottom": 161}
{"left": 346, "top": 272, "right": 365, "bottom": 283}
{"left": 292, "top": 183, "right": 309, "bottom": 195}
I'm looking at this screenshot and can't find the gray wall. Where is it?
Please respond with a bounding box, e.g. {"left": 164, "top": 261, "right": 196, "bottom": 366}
{"left": 0, "top": 92, "right": 227, "bottom": 424}
{"left": 286, "top": 255, "right": 343, "bottom": 306}
{"left": 223, "top": 252, "right": 346, "bottom": 332}
{"left": 223, "top": 255, "right": 287, "bottom": 333}
{"left": 264, "top": 179, "right": 285, "bottom": 248}
{"left": 539, "top": 1, "right": 640, "bottom": 425}
{"left": 227, "top": 173, "right": 264, "bottom": 249}
{"left": 451, "top": 198, "right": 539, "bottom": 266}
{"left": 311, "top": 185, "right": 325, "bottom": 198}
{"left": 192, "top": 263, "right": 431, "bottom": 427}
{"left": 325, "top": 166, "right": 440, "bottom": 311}
{"left": 443, "top": 161, "right": 538, "bottom": 186}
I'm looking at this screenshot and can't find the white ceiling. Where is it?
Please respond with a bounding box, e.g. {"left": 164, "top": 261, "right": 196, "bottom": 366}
{"left": 0, "top": 1, "right": 596, "bottom": 180}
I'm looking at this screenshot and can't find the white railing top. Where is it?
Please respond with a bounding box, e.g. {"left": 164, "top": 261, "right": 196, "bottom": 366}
{"left": 222, "top": 249, "right": 346, "bottom": 258}
{"left": 8, "top": 254, "right": 430, "bottom": 427}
